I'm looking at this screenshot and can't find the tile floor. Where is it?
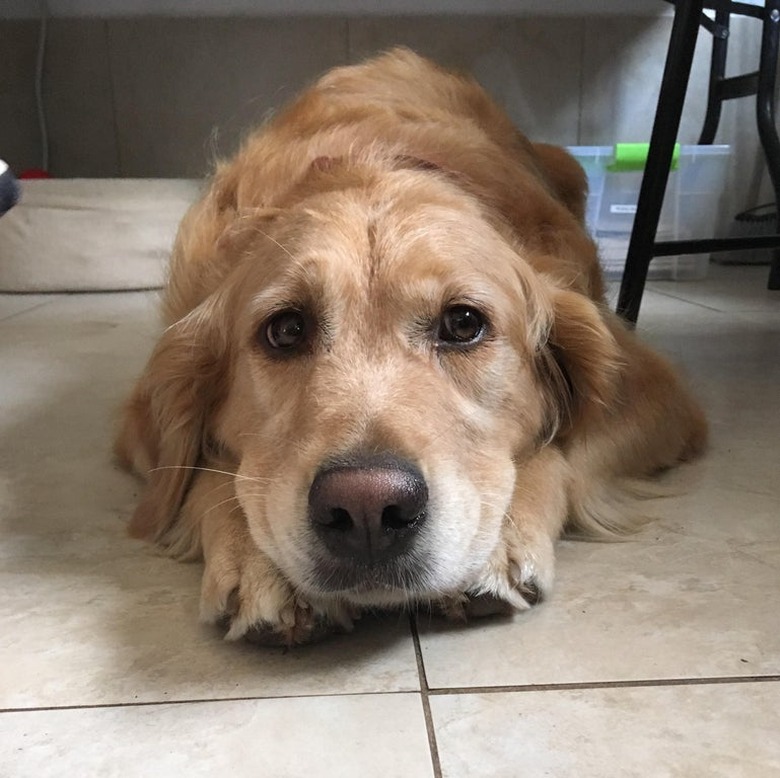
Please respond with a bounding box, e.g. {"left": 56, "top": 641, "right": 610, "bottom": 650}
{"left": 0, "top": 264, "right": 778, "bottom": 776}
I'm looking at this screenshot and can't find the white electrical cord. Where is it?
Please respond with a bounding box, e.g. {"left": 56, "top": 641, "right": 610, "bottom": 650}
{"left": 35, "top": 0, "right": 49, "bottom": 172}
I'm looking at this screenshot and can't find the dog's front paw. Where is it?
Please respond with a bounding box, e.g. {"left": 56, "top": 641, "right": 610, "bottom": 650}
{"left": 459, "top": 449, "right": 567, "bottom": 617}
{"left": 237, "top": 592, "right": 346, "bottom": 647}
{"left": 200, "top": 539, "right": 354, "bottom": 646}
{"left": 459, "top": 524, "right": 556, "bottom": 617}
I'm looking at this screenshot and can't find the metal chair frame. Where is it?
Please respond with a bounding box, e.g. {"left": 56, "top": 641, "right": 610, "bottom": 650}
{"left": 617, "top": 0, "right": 780, "bottom": 323}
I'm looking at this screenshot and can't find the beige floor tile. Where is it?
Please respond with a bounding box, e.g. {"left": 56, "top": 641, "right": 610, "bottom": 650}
{"left": 417, "top": 483, "right": 779, "bottom": 688}
{"left": 0, "top": 294, "right": 418, "bottom": 708}
{"left": 0, "top": 693, "right": 435, "bottom": 778}
{"left": 646, "top": 263, "right": 779, "bottom": 314}
{"left": 636, "top": 279, "right": 780, "bottom": 499}
{"left": 0, "top": 548, "right": 418, "bottom": 709}
{"left": 431, "top": 683, "right": 780, "bottom": 777}
{"left": 418, "top": 274, "right": 780, "bottom": 689}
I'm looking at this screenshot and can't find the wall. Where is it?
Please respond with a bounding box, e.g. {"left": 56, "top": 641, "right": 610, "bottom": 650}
{"left": 0, "top": 13, "right": 772, "bottom": 228}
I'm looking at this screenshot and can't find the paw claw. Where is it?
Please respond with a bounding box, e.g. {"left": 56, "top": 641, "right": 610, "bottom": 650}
{"left": 518, "top": 577, "right": 543, "bottom": 606}
{"left": 437, "top": 593, "right": 470, "bottom": 622}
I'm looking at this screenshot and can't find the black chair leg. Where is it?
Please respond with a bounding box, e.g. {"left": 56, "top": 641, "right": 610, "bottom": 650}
{"left": 757, "top": 0, "right": 780, "bottom": 290}
{"left": 617, "top": 0, "right": 705, "bottom": 323}
{"left": 698, "top": 6, "right": 730, "bottom": 145}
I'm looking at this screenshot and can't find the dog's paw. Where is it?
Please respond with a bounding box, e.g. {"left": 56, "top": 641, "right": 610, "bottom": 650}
{"left": 463, "top": 525, "right": 556, "bottom": 616}
{"left": 435, "top": 591, "right": 516, "bottom": 622}
{"left": 199, "top": 543, "right": 354, "bottom": 646}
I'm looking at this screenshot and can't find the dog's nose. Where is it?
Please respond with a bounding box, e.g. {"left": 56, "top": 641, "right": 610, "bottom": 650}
{"left": 308, "top": 457, "right": 428, "bottom": 564}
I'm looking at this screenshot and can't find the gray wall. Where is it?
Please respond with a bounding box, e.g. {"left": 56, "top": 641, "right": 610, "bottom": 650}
{"left": 0, "top": 14, "right": 771, "bottom": 223}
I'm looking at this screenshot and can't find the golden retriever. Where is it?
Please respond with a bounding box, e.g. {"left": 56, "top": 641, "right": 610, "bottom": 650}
{"left": 115, "top": 48, "right": 707, "bottom": 645}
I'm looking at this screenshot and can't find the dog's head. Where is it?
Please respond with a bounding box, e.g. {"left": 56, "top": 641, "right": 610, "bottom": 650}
{"left": 121, "top": 155, "right": 619, "bottom": 606}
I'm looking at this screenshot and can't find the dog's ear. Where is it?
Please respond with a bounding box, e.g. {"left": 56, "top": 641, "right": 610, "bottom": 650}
{"left": 531, "top": 143, "right": 589, "bottom": 225}
{"left": 115, "top": 293, "right": 230, "bottom": 544}
{"left": 537, "top": 288, "right": 622, "bottom": 442}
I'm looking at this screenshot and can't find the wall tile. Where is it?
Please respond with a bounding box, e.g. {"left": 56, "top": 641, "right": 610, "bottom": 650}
{"left": 349, "top": 16, "right": 582, "bottom": 145}
{"left": 716, "top": 15, "right": 774, "bottom": 220}
{"left": 0, "top": 20, "right": 42, "bottom": 173}
{"left": 2, "top": 12, "right": 772, "bottom": 227}
{"left": 107, "top": 17, "right": 348, "bottom": 177}
{"left": 44, "top": 19, "right": 119, "bottom": 177}
{"left": 581, "top": 14, "right": 712, "bottom": 145}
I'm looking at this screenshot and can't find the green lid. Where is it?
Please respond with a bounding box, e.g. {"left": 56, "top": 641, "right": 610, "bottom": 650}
{"left": 607, "top": 142, "right": 681, "bottom": 172}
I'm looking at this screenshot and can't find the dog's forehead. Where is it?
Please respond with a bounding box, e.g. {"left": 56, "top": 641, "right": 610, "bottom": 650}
{"left": 270, "top": 188, "right": 523, "bottom": 294}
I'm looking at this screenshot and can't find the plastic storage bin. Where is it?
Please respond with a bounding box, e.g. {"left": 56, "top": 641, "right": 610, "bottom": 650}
{"left": 567, "top": 144, "right": 731, "bottom": 280}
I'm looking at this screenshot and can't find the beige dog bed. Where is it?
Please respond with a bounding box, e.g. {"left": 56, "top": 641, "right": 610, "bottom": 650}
{"left": 0, "top": 178, "right": 200, "bottom": 292}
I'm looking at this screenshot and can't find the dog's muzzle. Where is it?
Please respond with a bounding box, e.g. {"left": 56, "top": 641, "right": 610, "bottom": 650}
{"left": 308, "top": 455, "right": 429, "bottom": 592}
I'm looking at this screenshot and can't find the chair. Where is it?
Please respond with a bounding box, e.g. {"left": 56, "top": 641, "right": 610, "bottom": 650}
{"left": 616, "top": 0, "right": 780, "bottom": 323}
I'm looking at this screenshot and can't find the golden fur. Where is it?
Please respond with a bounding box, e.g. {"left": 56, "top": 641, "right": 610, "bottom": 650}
{"left": 116, "top": 49, "right": 707, "bottom": 644}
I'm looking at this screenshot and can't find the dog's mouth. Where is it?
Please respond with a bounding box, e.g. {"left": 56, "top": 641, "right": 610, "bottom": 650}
{"left": 310, "top": 551, "right": 433, "bottom": 602}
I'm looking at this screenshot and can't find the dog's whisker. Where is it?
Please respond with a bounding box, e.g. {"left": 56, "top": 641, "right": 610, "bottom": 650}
{"left": 200, "top": 488, "right": 273, "bottom": 518}
{"left": 148, "top": 465, "right": 272, "bottom": 485}
{"left": 197, "top": 478, "right": 244, "bottom": 503}
{"left": 201, "top": 494, "right": 244, "bottom": 517}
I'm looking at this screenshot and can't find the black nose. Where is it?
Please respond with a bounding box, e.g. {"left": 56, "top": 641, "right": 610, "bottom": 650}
{"left": 308, "top": 456, "right": 428, "bottom": 565}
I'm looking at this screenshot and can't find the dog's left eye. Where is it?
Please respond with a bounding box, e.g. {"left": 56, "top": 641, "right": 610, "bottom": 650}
{"left": 263, "top": 310, "right": 307, "bottom": 351}
{"left": 438, "top": 305, "right": 486, "bottom": 346}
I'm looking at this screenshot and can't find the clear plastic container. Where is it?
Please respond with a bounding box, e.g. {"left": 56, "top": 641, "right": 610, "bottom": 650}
{"left": 567, "top": 144, "right": 731, "bottom": 280}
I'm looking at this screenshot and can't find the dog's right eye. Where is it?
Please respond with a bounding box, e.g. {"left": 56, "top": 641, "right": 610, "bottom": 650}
{"left": 437, "top": 305, "right": 486, "bottom": 347}
{"left": 262, "top": 310, "right": 307, "bottom": 351}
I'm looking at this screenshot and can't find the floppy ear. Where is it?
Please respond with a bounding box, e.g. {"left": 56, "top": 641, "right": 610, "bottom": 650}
{"left": 531, "top": 143, "right": 589, "bottom": 225}
{"left": 115, "top": 294, "right": 229, "bottom": 543}
{"left": 537, "top": 288, "right": 622, "bottom": 441}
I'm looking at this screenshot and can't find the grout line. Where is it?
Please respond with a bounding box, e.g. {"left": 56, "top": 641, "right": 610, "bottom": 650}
{"left": 410, "top": 615, "right": 443, "bottom": 778}
{"left": 642, "top": 285, "right": 728, "bottom": 313}
{"left": 2, "top": 674, "right": 777, "bottom": 717}
{"left": 0, "top": 688, "right": 418, "bottom": 716}
{"left": 0, "top": 298, "right": 59, "bottom": 324}
{"left": 426, "top": 674, "right": 780, "bottom": 697}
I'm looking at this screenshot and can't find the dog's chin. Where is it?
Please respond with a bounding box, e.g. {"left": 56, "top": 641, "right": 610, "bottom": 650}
{"left": 305, "top": 555, "right": 434, "bottom": 608}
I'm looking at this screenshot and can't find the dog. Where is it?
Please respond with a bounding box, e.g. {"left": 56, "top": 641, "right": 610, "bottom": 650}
{"left": 115, "top": 48, "right": 707, "bottom": 645}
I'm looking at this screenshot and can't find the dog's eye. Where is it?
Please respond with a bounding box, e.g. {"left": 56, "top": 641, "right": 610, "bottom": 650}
{"left": 438, "top": 305, "right": 486, "bottom": 346}
{"left": 263, "top": 310, "right": 307, "bottom": 351}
